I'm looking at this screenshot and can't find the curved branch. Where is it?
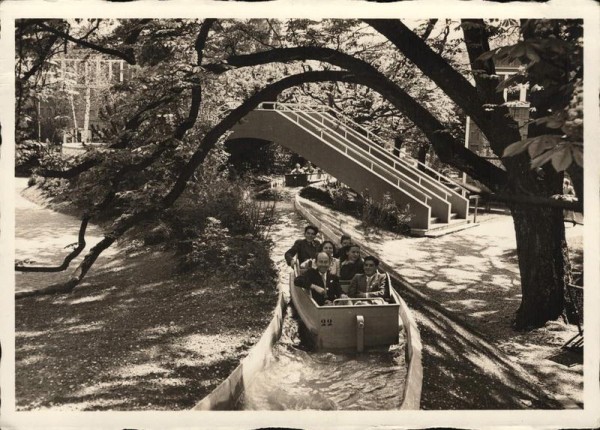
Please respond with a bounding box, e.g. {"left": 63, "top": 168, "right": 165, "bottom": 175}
{"left": 204, "top": 46, "right": 508, "bottom": 189}
{"left": 174, "top": 19, "right": 215, "bottom": 139}
{"left": 15, "top": 215, "right": 90, "bottom": 272}
{"left": 36, "top": 22, "right": 136, "bottom": 64}
{"left": 19, "top": 34, "right": 60, "bottom": 83}
{"left": 364, "top": 19, "right": 522, "bottom": 148}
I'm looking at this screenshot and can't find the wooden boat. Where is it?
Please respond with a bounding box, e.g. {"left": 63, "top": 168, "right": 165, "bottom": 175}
{"left": 289, "top": 263, "right": 401, "bottom": 352}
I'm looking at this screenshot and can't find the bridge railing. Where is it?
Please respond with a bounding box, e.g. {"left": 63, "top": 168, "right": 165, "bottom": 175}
{"left": 258, "top": 102, "right": 472, "bottom": 199}
{"left": 276, "top": 108, "right": 436, "bottom": 209}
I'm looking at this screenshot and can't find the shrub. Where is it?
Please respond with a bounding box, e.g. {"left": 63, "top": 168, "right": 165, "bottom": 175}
{"left": 182, "top": 217, "right": 233, "bottom": 271}
{"left": 255, "top": 187, "right": 285, "bottom": 201}
{"left": 299, "top": 186, "right": 333, "bottom": 206}
{"left": 361, "top": 192, "right": 412, "bottom": 236}
{"left": 234, "top": 199, "right": 277, "bottom": 241}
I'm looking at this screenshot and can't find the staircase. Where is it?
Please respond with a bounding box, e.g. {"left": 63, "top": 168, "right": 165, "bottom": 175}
{"left": 230, "top": 102, "right": 473, "bottom": 236}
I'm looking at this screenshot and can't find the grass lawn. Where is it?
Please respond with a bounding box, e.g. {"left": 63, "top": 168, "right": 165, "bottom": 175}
{"left": 16, "top": 242, "right": 278, "bottom": 411}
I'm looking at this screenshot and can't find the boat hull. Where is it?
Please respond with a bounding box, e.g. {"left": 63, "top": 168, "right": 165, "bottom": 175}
{"left": 289, "top": 270, "right": 401, "bottom": 351}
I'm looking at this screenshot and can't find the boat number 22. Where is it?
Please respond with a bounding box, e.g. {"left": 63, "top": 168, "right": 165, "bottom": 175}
{"left": 320, "top": 318, "right": 333, "bottom": 326}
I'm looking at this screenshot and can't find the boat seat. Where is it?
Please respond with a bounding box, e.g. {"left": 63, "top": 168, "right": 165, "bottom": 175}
{"left": 332, "top": 297, "right": 386, "bottom": 306}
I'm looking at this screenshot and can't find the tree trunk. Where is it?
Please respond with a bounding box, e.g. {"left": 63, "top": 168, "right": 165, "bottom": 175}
{"left": 417, "top": 144, "right": 428, "bottom": 173}
{"left": 69, "top": 92, "right": 78, "bottom": 142}
{"left": 511, "top": 205, "right": 569, "bottom": 329}
{"left": 83, "top": 87, "right": 91, "bottom": 143}
{"left": 392, "top": 136, "right": 402, "bottom": 157}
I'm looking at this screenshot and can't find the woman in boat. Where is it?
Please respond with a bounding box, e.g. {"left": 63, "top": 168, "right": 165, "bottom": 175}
{"left": 348, "top": 255, "right": 389, "bottom": 300}
{"left": 300, "top": 240, "right": 340, "bottom": 275}
{"left": 294, "top": 252, "right": 347, "bottom": 306}
{"left": 284, "top": 225, "right": 320, "bottom": 266}
{"left": 339, "top": 244, "right": 364, "bottom": 281}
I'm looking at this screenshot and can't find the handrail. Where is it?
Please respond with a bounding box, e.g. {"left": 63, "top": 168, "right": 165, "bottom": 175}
{"left": 304, "top": 110, "right": 455, "bottom": 201}
{"left": 288, "top": 109, "right": 434, "bottom": 204}
{"left": 311, "top": 108, "right": 468, "bottom": 200}
{"left": 277, "top": 109, "right": 432, "bottom": 205}
{"left": 258, "top": 102, "right": 471, "bottom": 196}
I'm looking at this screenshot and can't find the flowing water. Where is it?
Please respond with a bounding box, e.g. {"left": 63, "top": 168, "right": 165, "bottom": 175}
{"left": 236, "top": 196, "right": 407, "bottom": 410}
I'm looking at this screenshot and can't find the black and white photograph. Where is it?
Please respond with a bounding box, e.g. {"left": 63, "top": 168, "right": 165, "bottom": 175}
{"left": 1, "top": 1, "right": 599, "bottom": 428}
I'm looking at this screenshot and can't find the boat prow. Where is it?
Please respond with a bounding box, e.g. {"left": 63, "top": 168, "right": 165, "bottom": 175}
{"left": 289, "top": 265, "right": 402, "bottom": 352}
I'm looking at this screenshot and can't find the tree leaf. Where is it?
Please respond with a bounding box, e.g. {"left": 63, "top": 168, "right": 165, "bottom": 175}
{"left": 571, "top": 144, "right": 583, "bottom": 167}
{"left": 502, "top": 138, "right": 530, "bottom": 157}
{"left": 551, "top": 146, "right": 572, "bottom": 171}
{"left": 534, "top": 113, "right": 565, "bottom": 129}
{"left": 524, "top": 135, "right": 563, "bottom": 158}
{"left": 476, "top": 49, "right": 497, "bottom": 62}
{"left": 530, "top": 147, "right": 558, "bottom": 169}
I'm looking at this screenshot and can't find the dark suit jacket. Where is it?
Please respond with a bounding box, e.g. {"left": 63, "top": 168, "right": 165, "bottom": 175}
{"left": 285, "top": 239, "right": 320, "bottom": 266}
{"left": 348, "top": 272, "right": 389, "bottom": 299}
{"left": 294, "top": 268, "right": 344, "bottom": 306}
{"left": 339, "top": 259, "right": 364, "bottom": 281}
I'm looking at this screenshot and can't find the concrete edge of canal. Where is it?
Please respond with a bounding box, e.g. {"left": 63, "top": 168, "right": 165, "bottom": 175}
{"left": 192, "top": 289, "right": 288, "bottom": 410}
{"left": 293, "top": 195, "right": 424, "bottom": 410}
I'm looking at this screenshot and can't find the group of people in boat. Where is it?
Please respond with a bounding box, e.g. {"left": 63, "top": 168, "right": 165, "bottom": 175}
{"left": 290, "top": 162, "right": 320, "bottom": 175}
{"left": 285, "top": 225, "right": 390, "bottom": 306}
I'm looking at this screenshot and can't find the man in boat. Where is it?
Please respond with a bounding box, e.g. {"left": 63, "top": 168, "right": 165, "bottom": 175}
{"left": 348, "top": 255, "right": 389, "bottom": 300}
{"left": 284, "top": 225, "right": 320, "bottom": 266}
{"left": 339, "top": 244, "right": 364, "bottom": 281}
{"left": 294, "top": 252, "right": 347, "bottom": 306}
{"left": 334, "top": 234, "right": 352, "bottom": 261}
{"left": 290, "top": 163, "right": 305, "bottom": 174}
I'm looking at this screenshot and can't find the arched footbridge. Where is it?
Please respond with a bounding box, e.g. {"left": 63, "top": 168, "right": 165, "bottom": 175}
{"left": 229, "top": 102, "right": 472, "bottom": 235}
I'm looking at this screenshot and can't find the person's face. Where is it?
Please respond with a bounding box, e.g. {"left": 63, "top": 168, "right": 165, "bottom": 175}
{"left": 322, "top": 243, "right": 334, "bottom": 256}
{"left": 341, "top": 239, "right": 351, "bottom": 247}
{"left": 347, "top": 246, "right": 360, "bottom": 262}
{"left": 316, "top": 253, "right": 330, "bottom": 273}
{"left": 305, "top": 229, "right": 317, "bottom": 242}
{"left": 363, "top": 260, "right": 377, "bottom": 276}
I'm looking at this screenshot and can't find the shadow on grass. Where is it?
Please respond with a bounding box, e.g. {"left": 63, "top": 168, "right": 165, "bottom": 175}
{"left": 396, "top": 280, "right": 563, "bottom": 410}
{"left": 16, "top": 246, "right": 277, "bottom": 411}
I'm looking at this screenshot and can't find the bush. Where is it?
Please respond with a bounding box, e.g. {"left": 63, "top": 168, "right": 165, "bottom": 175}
{"left": 299, "top": 186, "right": 333, "bottom": 206}
{"left": 182, "top": 217, "right": 233, "bottom": 271}
{"left": 361, "top": 192, "right": 412, "bottom": 235}
{"left": 180, "top": 218, "right": 277, "bottom": 290}
{"left": 254, "top": 187, "right": 285, "bottom": 201}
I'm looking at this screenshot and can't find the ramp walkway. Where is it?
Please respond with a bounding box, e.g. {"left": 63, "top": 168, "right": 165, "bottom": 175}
{"left": 230, "top": 102, "right": 470, "bottom": 235}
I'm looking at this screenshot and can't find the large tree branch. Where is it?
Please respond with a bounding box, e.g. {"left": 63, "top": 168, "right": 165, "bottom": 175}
{"left": 19, "top": 34, "right": 60, "bottom": 83}
{"left": 36, "top": 22, "right": 137, "bottom": 64}
{"left": 205, "top": 47, "right": 508, "bottom": 189}
{"left": 364, "top": 19, "right": 521, "bottom": 148}
{"left": 16, "top": 22, "right": 217, "bottom": 297}
{"left": 460, "top": 19, "right": 504, "bottom": 103}
{"left": 174, "top": 19, "right": 215, "bottom": 139}
{"left": 15, "top": 215, "right": 90, "bottom": 272}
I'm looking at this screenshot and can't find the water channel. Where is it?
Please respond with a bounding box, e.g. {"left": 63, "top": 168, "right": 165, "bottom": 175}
{"left": 236, "top": 198, "right": 407, "bottom": 410}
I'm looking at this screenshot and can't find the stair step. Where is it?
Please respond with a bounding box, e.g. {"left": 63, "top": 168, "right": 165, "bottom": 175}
{"left": 410, "top": 219, "right": 478, "bottom": 237}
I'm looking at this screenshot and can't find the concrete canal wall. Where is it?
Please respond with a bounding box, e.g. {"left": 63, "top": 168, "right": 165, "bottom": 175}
{"left": 192, "top": 289, "right": 287, "bottom": 410}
